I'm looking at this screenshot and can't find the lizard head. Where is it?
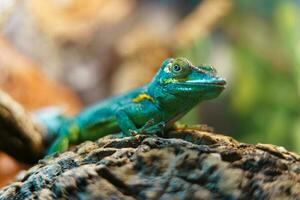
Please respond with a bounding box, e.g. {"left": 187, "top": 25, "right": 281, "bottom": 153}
{"left": 154, "top": 57, "right": 226, "bottom": 100}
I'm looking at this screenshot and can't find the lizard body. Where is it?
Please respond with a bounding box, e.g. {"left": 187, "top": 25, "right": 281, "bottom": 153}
{"left": 38, "top": 58, "right": 226, "bottom": 154}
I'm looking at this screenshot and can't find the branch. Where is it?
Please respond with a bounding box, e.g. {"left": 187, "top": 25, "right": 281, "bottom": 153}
{"left": 1, "top": 129, "right": 299, "bottom": 199}
{"left": 173, "top": 0, "right": 232, "bottom": 48}
{"left": 0, "top": 91, "right": 44, "bottom": 163}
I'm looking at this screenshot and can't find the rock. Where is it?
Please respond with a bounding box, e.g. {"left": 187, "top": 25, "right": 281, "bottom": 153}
{"left": 0, "top": 129, "right": 300, "bottom": 199}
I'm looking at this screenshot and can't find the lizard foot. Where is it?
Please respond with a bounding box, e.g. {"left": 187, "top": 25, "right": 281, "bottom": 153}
{"left": 129, "top": 129, "right": 138, "bottom": 136}
{"left": 127, "top": 120, "right": 165, "bottom": 136}
{"left": 141, "top": 121, "right": 166, "bottom": 135}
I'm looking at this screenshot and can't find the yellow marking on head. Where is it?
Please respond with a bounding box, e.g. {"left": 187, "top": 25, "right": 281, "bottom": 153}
{"left": 132, "top": 93, "right": 154, "bottom": 103}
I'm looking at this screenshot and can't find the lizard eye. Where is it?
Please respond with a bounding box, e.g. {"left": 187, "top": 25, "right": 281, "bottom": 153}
{"left": 171, "top": 58, "right": 192, "bottom": 77}
{"left": 172, "top": 64, "right": 182, "bottom": 72}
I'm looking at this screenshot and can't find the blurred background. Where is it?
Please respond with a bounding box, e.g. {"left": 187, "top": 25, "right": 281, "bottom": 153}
{"left": 0, "top": 0, "right": 299, "bottom": 187}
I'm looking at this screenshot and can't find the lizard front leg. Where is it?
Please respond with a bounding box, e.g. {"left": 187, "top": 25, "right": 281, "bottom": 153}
{"left": 116, "top": 109, "right": 165, "bottom": 136}
{"left": 115, "top": 110, "right": 138, "bottom": 136}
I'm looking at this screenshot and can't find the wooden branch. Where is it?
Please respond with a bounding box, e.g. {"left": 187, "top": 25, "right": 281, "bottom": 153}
{"left": 1, "top": 129, "right": 299, "bottom": 199}
{"left": 173, "top": 0, "right": 232, "bottom": 48}
{"left": 0, "top": 91, "right": 44, "bottom": 163}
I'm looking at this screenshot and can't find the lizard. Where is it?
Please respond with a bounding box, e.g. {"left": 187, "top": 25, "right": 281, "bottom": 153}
{"left": 36, "top": 57, "right": 226, "bottom": 155}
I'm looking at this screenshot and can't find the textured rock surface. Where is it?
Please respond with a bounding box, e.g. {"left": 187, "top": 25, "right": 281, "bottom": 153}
{"left": 1, "top": 129, "right": 300, "bottom": 200}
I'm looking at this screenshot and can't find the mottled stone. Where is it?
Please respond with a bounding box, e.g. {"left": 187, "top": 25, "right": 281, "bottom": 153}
{"left": 1, "top": 129, "right": 300, "bottom": 199}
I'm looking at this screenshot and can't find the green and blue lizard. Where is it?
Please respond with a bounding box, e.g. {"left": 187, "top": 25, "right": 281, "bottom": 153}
{"left": 37, "top": 58, "right": 226, "bottom": 155}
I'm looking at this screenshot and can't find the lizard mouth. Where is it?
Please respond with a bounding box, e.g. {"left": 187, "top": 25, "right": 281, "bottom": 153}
{"left": 164, "top": 77, "right": 226, "bottom": 96}
{"left": 184, "top": 79, "right": 226, "bottom": 88}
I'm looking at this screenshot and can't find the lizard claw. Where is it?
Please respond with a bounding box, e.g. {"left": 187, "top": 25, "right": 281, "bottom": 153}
{"left": 143, "top": 119, "right": 155, "bottom": 129}
{"left": 141, "top": 121, "right": 166, "bottom": 135}
{"left": 128, "top": 121, "right": 166, "bottom": 137}
{"left": 158, "top": 122, "right": 166, "bottom": 136}
{"left": 129, "top": 129, "right": 138, "bottom": 136}
{"left": 157, "top": 121, "right": 166, "bottom": 129}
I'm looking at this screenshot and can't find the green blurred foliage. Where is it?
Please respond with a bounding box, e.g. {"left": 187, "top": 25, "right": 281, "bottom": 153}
{"left": 178, "top": 0, "right": 300, "bottom": 152}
